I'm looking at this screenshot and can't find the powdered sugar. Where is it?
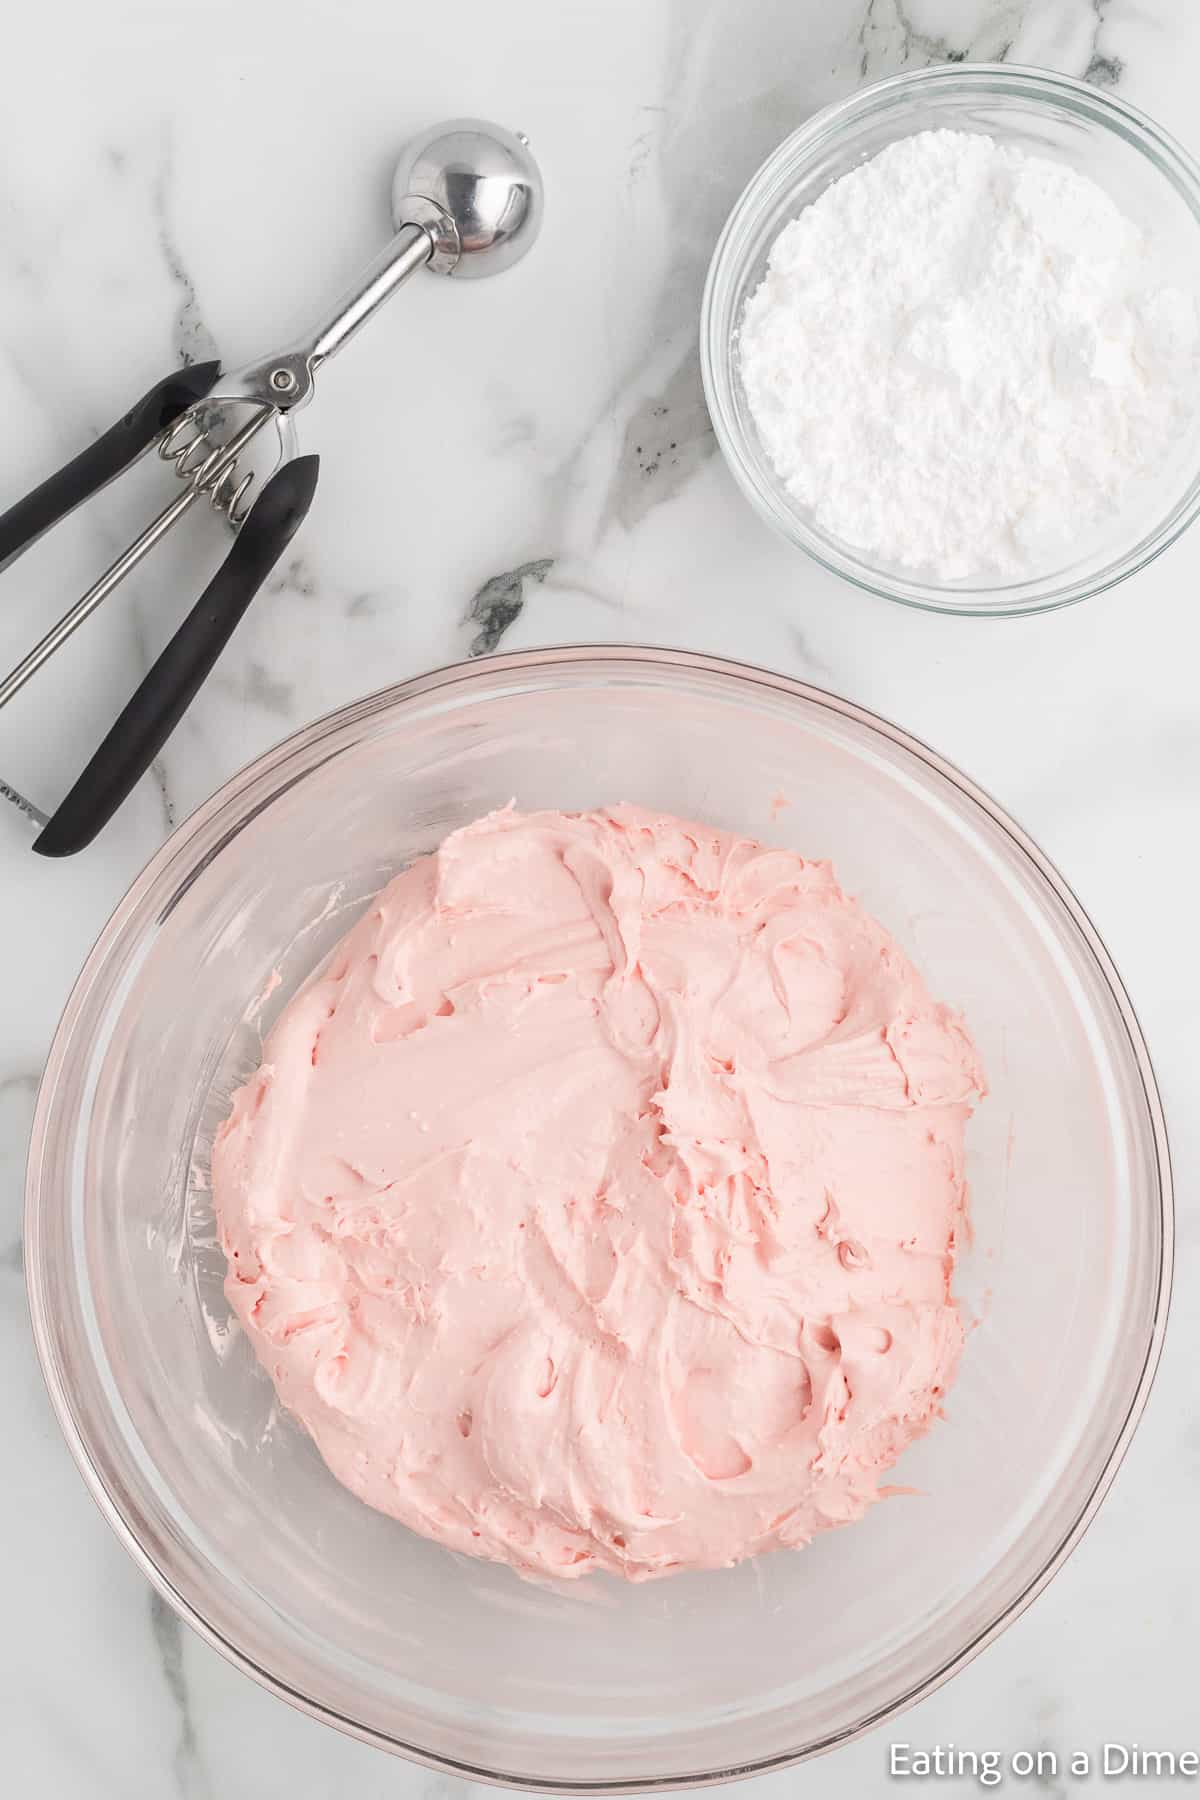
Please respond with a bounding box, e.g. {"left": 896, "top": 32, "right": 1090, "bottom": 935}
{"left": 738, "top": 129, "right": 1200, "bottom": 579}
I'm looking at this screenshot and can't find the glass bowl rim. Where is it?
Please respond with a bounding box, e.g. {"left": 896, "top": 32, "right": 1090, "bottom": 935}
{"left": 24, "top": 643, "right": 1174, "bottom": 1790}
{"left": 700, "top": 61, "right": 1200, "bottom": 618}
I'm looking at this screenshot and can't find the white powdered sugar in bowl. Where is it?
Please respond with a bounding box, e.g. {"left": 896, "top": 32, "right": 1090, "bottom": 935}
{"left": 737, "top": 129, "right": 1200, "bottom": 580}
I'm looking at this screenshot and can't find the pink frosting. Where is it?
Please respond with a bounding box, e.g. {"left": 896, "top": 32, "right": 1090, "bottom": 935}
{"left": 213, "top": 805, "right": 985, "bottom": 1582}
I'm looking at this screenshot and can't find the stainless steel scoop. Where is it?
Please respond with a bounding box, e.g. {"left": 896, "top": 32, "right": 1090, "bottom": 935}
{"left": 0, "top": 119, "right": 543, "bottom": 855}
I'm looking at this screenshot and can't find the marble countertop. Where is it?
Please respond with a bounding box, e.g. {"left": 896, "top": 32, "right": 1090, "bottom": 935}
{"left": 2, "top": 1, "right": 1198, "bottom": 1794}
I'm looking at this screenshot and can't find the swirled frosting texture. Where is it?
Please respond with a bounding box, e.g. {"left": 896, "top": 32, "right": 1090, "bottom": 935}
{"left": 214, "top": 806, "right": 985, "bottom": 1582}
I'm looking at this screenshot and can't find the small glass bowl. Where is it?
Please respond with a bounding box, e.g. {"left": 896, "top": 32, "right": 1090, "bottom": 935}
{"left": 701, "top": 64, "right": 1200, "bottom": 616}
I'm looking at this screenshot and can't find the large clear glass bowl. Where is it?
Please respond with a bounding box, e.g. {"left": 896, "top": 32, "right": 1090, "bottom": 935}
{"left": 701, "top": 65, "right": 1200, "bottom": 616}
{"left": 25, "top": 648, "right": 1170, "bottom": 1788}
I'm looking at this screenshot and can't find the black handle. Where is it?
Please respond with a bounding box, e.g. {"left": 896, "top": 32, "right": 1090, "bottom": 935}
{"left": 0, "top": 360, "right": 221, "bottom": 574}
{"left": 34, "top": 456, "right": 320, "bottom": 858}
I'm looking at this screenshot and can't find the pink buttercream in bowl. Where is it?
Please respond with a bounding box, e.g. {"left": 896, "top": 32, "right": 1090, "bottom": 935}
{"left": 213, "top": 803, "right": 985, "bottom": 1583}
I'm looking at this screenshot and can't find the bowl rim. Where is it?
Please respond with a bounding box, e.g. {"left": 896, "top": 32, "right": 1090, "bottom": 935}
{"left": 700, "top": 61, "right": 1200, "bottom": 617}
{"left": 24, "top": 644, "right": 1174, "bottom": 1791}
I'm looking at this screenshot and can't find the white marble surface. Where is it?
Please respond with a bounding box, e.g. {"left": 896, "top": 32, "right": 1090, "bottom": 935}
{"left": 2, "top": 1, "right": 1198, "bottom": 1794}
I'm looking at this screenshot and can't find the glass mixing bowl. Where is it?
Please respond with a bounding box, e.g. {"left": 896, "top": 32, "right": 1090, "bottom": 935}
{"left": 26, "top": 648, "right": 1170, "bottom": 1788}
{"left": 701, "top": 65, "right": 1200, "bottom": 616}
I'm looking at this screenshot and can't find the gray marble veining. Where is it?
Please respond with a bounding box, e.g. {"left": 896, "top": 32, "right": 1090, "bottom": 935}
{"left": 466, "top": 557, "right": 555, "bottom": 655}
{"left": 151, "top": 132, "right": 220, "bottom": 370}
{"left": 0, "top": 1074, "right": 36, "bottom": 1276}
{"left": 149, "top": 1592, "right": 211, "bottom": 1800}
